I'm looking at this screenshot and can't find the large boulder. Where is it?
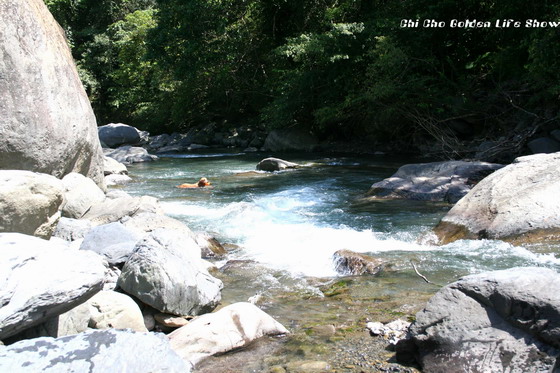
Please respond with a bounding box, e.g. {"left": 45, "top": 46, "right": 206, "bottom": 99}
{"left": 362, "top": 161, "right": 502, "bottom": 204}
{"left": 527, "top": 137, "right": 560, "bottom": 154}
{"left": 0, "top": 170, "right": 64, "bottom": 238}
{"left": 434, "top": 153, "right": 560, "bottom": 244}
{"left": 79, "top": 222, "right": 141, "bottom": 265}
{"left": 256, "top": 157, "right": 299, "bottom": 172}
{"left": 81, "top": 194, "right": 161, "bottom": 226}
{"left": 0, "top": 0, "right": 104, "bottom": 187}
{"left": 0, "top": 233, "right": 106, "bottom": 340}
{"left": 104, "top": 146, "right": 158, "bottom": 165}
{"left": 118, "top": 229, "right": 223, "bottom": 316}
{"left": 60, "top": 172, "right": 106, "bottom": 219}
{"left": 0, "top": 329, "right": 189, "bottom": 372}
{"left": 263, "top": 128, "right": 318, "bottom": 152}
{"left": 168, "top": 302, "right": 289, "bottom": 368}
{"left": 401, "top": 267, "right": 560, "bottom": 372}
{"left": 98, "top": 123, "right": 141, "bottom": 148}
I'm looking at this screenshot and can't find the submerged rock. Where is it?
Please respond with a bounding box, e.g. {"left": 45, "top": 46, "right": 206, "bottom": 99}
{"left": 361, "top": 160, "right": 502, "bottom": 204}
{"left": 0, "top": 170, "right": 64, "bottom": 238}
{"left": 333, "top": 249, "right": 385, "bottom": 276}
{"left": 0, "top": 0, "right": 104, "bottom": 187}
{"left": 256, "top": 157, "right": 299, "bottom": 172}
{"left": 0, "top": 233, "right": 106, "bottom": 339}
{"left": 118, "top": 229, "right": 223, "bottom": 316}
{"left": 400, "top": 267, "right": 560, "bottom": 372}
{"left": 0, "top": 329, "right": 189, "bottom": 372}
{"left": 168, "top": 302, "right": 288, "bottom": 368}
{"left": 434, "top": 152, "right": 560, "bottom": 244}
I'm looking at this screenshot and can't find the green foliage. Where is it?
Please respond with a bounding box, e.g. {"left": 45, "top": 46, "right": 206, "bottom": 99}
{"left": 46, "top": 0, "right": 560, "bottom": 144}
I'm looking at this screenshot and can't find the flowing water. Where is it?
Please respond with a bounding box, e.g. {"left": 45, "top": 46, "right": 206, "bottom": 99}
{"left": 122, "top": 150, "right": 560, "bottom": 372}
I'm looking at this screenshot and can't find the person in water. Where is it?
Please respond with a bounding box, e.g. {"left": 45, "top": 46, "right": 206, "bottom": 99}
{"left": 177, "top": 177, "right": 212, "bottom": 188}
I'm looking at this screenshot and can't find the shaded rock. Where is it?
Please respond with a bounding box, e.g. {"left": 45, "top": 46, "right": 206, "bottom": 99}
{"left": 168, "top": 302, "right": 288, "bottom": 367}
{"left": 332, "top": 249, "right": 385, "bottom": 276}
{"left": 402, "top": 267, "right": 560, "bottom": 373}
{"left": 0, "top": 0, "right": 104, "bottom": 187}
{"left": 263, "top": 129, "right": 318, "bottom": 152}
{"left": 118, "top": 229, "right": 223, "bottom": 316}
{"left": 528, "top": 137, "right": 560, "bottom": 154}
{"left": 147, "top": 134, "right": 171, "bottom": 151}
{"left": 61, "top": 172, "right": 106, "bottom": 219}
{"left": 551, "top": 129, "right": 560, "bottom": 142}
{"left": 103, "top": 156, "right": 128, "bottom": 175}
{"left": 0, "top": 329, "right": 189, "bottom": 372}
{"left": 362, "top": 161, "right": 502, "bottom": 204}
{"left": 53, "top": 217, "right": 93, "bottom": 241}
{"left": 154, "top": 313, "right": 191, "bottom": 328}
{"left": 0, "top": 170, "right": 64, "bottom": 238}
{"left": 105, "top": 173, "right": 132, "bottom": 186}
{"left": 80, "top": 222, "right": 141, "bottom": 265}
{"left": 98, "top": 123, "right": 141, "bottom": 148}
{"left": 256, "top": 157, "right": 300, "bottom": 172}
{"left": 86, "top": 291, "right": 147, "bottom": 332}
{"left": 0, "top": 233, "right": 106, "bottom": 339}
{"left": 434, "top": 152, "right": 560, "bottom": 244}
{"left": 104, "top": 146, "right": 158, "bottom": 165}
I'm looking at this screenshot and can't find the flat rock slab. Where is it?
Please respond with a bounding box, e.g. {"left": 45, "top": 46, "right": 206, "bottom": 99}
{"left": 403, "top": 267, "right": 560, "bottom": 372}
{"left": 0, "top": 233, "right": 106, "bottom": 339}
{"left": 0, "top": 329, "right": 189, "bottom": 372}
{"left": 104, "top": 146, "right": 158, "bottom": 165}
{"left": 169, "top": 302, "right": 288, "bottom": 367}
{"left": 363, "top": 160, "right": 502, "bottom": 204}
{"left": 434, "top": 152, "right": 560, "bottom": 244}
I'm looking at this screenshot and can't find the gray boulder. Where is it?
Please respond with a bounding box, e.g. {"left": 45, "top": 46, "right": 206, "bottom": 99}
{"left": 402, "top": 267, "right": 560, "bottom": 372}
{"left": 332, "top": 249, "right": 385, "bottom": 276}
{"left": 0, "top": 329, "right": 189, "bottom": 373}
{"left": 0, "top": 233, "right": 106, "bottom": 339}
{"left": 256, "top": 157, "right": 299, "bottom": 172}
{"left": 105, "top": 173, "right": 132, "bottom": 186}
{"left": 53, "top": 217, "right": 93, "bottom": 241}
{"left": 169, "top": 302, "right": 288, "bottom": 368}
{"left": 104, "top": 146, "right": 158, "bottom": 165}
{"left": 80, "top": 222, "right": 141, "bottom": 265}
{"left": 103, "top": 156, "right": 128, "bottom": 175}
{"left": 362, "top": 161, "right": 502, "bottom": 204}
{"left": 434, "top": 152, "right": 560, "bottom": 244}
{"left": 118, "top": 229, "right": 223, "bottom": 316}
{"left": 528, "top": 137, "right": 560, "bottom": 154}
{"left": 263, "top": 128, "right": 318, "bottom": 152}
{"left": 61, "top": 172, "right": 106, "bottom": 219}
{"left": 0, "top": 0, "right": 104, "bottom": 187}
{"left": 0, "top": 170, "right": 64, "bottom": 238}
{"left": 98, "top": 123, "right": 141, "bottom": 148}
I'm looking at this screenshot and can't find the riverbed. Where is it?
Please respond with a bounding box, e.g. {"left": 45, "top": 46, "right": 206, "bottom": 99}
{"left": 122, "top": 150, "right": 560, "bottom": 372}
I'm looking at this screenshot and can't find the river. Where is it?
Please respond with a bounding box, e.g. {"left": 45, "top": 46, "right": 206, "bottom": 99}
{"left": 122, "top": 150, "right": 560, "bottom": 372}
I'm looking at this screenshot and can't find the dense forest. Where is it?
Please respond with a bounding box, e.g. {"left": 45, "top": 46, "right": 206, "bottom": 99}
{"left": 45, "top": 0, "right": 560, "bottom": 156}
